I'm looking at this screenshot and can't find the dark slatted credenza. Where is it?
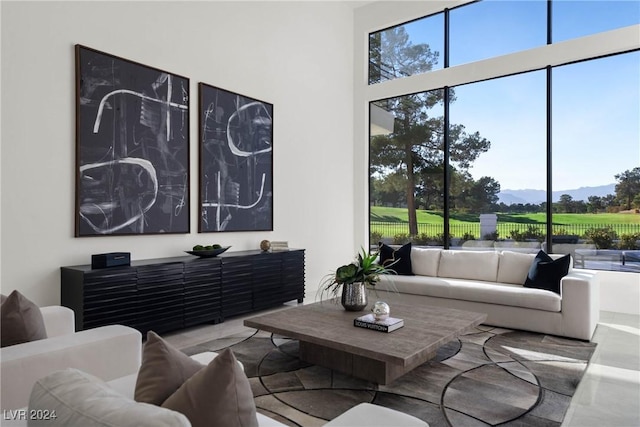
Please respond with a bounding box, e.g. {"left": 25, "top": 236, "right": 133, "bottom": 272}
{"left": 60, "top": 249, "right": 305, "bottom": 335}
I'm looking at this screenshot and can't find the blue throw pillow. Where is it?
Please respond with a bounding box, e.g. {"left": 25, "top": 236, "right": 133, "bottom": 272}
{"left": 378, "top": 242, "right": 413, "bottom": 275}
{"left": 524, "top": 250, "right": 570, "bottom": 295}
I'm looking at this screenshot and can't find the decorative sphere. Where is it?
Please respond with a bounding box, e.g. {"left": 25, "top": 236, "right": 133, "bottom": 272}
{"left": 260, "top": 240, "right": 271, "bottom": 251}
{"left": 372, "top": 301, "right": 390, "bottom": 321}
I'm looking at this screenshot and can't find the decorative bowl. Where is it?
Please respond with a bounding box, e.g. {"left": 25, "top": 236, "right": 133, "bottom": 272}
{"left": 185, "top": 246, "right": 231, "bottom": 258}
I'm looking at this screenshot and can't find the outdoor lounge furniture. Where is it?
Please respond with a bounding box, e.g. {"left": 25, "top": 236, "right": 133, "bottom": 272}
{"left": 622, "top": 250, "right": 640, "bottom": 265}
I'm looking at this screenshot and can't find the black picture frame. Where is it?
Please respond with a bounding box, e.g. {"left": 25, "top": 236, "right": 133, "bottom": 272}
{"left": 75, "top": 45, "right": 190, "bottom": 236}
{"left": 198, "top": 83, "right": 273, "bottom": 232}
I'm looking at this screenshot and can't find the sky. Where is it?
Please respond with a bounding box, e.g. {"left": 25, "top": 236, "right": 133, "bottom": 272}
{"left": 376, "top": 0, "right": 640, "bottom": 191}
{"left": 453, "top": 52, "right": 640, "bottom": 191}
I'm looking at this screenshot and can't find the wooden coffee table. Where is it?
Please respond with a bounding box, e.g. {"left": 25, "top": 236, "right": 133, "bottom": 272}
{"left": 244, "top": 299, "right": 486, "bottom": 384}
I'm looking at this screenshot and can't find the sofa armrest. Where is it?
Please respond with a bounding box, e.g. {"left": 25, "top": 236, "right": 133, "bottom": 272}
{"left": 0, "top": 325, "right": 142, "bottom": 410}
{"left": 560, "top": 270, "right": 600, "bottom": 340}
{"left": 39, "top": 306, "right": 75, "bottom": 337}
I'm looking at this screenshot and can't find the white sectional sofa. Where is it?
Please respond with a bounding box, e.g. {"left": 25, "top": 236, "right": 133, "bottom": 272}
{"left": 104, "top": 367, "right": 428, "bottom": 427}
{"left": 2, "top": 306, "right": 428, "bottom": 427}
{"left": 21, "top": 356, "right": 427, "bottom": 427}
{"left": 377, "top": 248, "right": 600, "bottom": 341}
{"left": 0, "top": 306, "right": 142, "bottom": 411}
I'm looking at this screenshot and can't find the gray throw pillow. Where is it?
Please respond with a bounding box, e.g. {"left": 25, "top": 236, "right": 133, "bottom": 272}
{"left": 1, "top": 290, "right": 47, "bottom": 348}
{"left": 162, "top": 348, "right": 259, "bottom": 427}
{"left": 134, "top": 331, "right": 205, "bottom": 405}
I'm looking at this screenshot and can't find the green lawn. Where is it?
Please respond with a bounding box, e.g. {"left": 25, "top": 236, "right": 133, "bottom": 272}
{"left": 370, "top": 206, "right": 640, "bottom": 239}
{"left": 371, "top": 206, "right": 640, "bottom": 224}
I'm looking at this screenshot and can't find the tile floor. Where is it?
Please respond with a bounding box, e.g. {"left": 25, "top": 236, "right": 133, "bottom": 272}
{"left": 563, "top": 311, "right": 640, "bottom": 427}
{"left": 163, "top": 296, "right": 640, "bottom": 427}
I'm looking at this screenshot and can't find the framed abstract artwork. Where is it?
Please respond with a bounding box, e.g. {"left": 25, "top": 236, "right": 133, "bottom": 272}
{"left": 75, "top": 45, "right": 190, "bottom": 236}
{"left": 198, "top": 83, "right": 273, "bottom": 232}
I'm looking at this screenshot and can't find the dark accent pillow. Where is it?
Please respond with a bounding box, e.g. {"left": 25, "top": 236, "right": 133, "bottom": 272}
{"left": 524, "top": 251, "right": 570, "bottom": 295}
{"left": 0, "top": 290, "right": 47, "bottom": 348}
{"left": 378, "top": 242, "right": 413, "bottom": 276}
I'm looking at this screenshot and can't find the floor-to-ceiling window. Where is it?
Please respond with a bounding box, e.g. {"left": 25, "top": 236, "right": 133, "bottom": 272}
{"left": 369, "top": 13, "right": 443, "bottom": 85}
{"left": 552, "top": 51, "right": 640, "bottom": 270}
{"left": 552, "top": 0, "right": 640, "bottom": 42}
{"left": 449, "top": 0, "right": 546, "bottom": 66}
{"left": 449, "top": 71, "right": 547, "bottom": 249}
{"left": 370, "top": 90, "right": 445, "bottom": 246}
{"left": 368, "top": 0, "right": 640, "bottom": 272}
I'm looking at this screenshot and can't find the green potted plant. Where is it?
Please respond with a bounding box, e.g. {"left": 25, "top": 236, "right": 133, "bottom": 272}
{"left": 319, "top": 247, "right": 396, "bottom": 311}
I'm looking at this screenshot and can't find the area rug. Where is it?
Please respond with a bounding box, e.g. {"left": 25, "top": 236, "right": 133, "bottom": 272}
{"left": 181, "top": 326, "right": 597, "bottom": 427}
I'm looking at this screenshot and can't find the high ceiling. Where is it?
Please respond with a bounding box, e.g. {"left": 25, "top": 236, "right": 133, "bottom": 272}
{"left": 343, "top": 1, "right": 379, "bottom": 9}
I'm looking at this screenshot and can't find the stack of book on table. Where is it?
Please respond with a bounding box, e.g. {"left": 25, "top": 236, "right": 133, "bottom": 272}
{"left": 270, "top": 241, "right": 289, "bottom": 251}
{"left": 354, "top": 313, "right": 404, "bottom": 333}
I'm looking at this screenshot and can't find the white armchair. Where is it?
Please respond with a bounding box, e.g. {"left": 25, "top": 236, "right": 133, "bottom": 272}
{"left": 9, "top": 311, "right": 428, "bottom": 427}
{"left": 1, "top": 306, "right": 142, "bottom": 410}
{"left": 38, "top": 306, "right": 75, "bottom": 337}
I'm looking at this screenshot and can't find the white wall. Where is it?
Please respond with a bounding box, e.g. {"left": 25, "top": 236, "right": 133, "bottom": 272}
{"left": 0, "top": 1, "right": 356, "bottom": 306}
{"left": 598, "top": 271, "right": 640, "bottom": 315}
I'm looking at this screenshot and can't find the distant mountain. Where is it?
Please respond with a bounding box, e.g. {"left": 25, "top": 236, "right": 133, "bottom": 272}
{"left": 498, "top": 184, "right": 616, "bottom": 205}
{"left": 498, "top": 192, "right": 531, "bottom": 205}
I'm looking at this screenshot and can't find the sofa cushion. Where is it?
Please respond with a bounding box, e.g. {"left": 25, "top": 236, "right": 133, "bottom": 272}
{"left": 410, "top": 247, "right": 442, "bottom": 277}
{"left": 525, "top": 251, "right": 570, "bottom": 295}
{"left": 379, "top": 243, "right": 413, "bottom": 275}
{"left": 447, "top": 279, "right": 561, "bottom": 312}
{"left": 1, "top": 290, "right": 47, "bottom": 348}
{"left": 135, "top": 331, "right": 204, "bottom": 405}
{"left": 377, "top": 275, "right": 561, "bottom": 312}
{"left": 376, "top": 275, "right": 454, "bottom": 299}
{"left": 497, "top": 251, "right": 536, "bottom": 285}
{"left": 438, "top": 250, "right": 499, "bottom": 282}
{"left": 28, "top": 368, "right": 190, "bottom": 426}
{"left": 162, "top": 348, "right": 258, "bottom": 427}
